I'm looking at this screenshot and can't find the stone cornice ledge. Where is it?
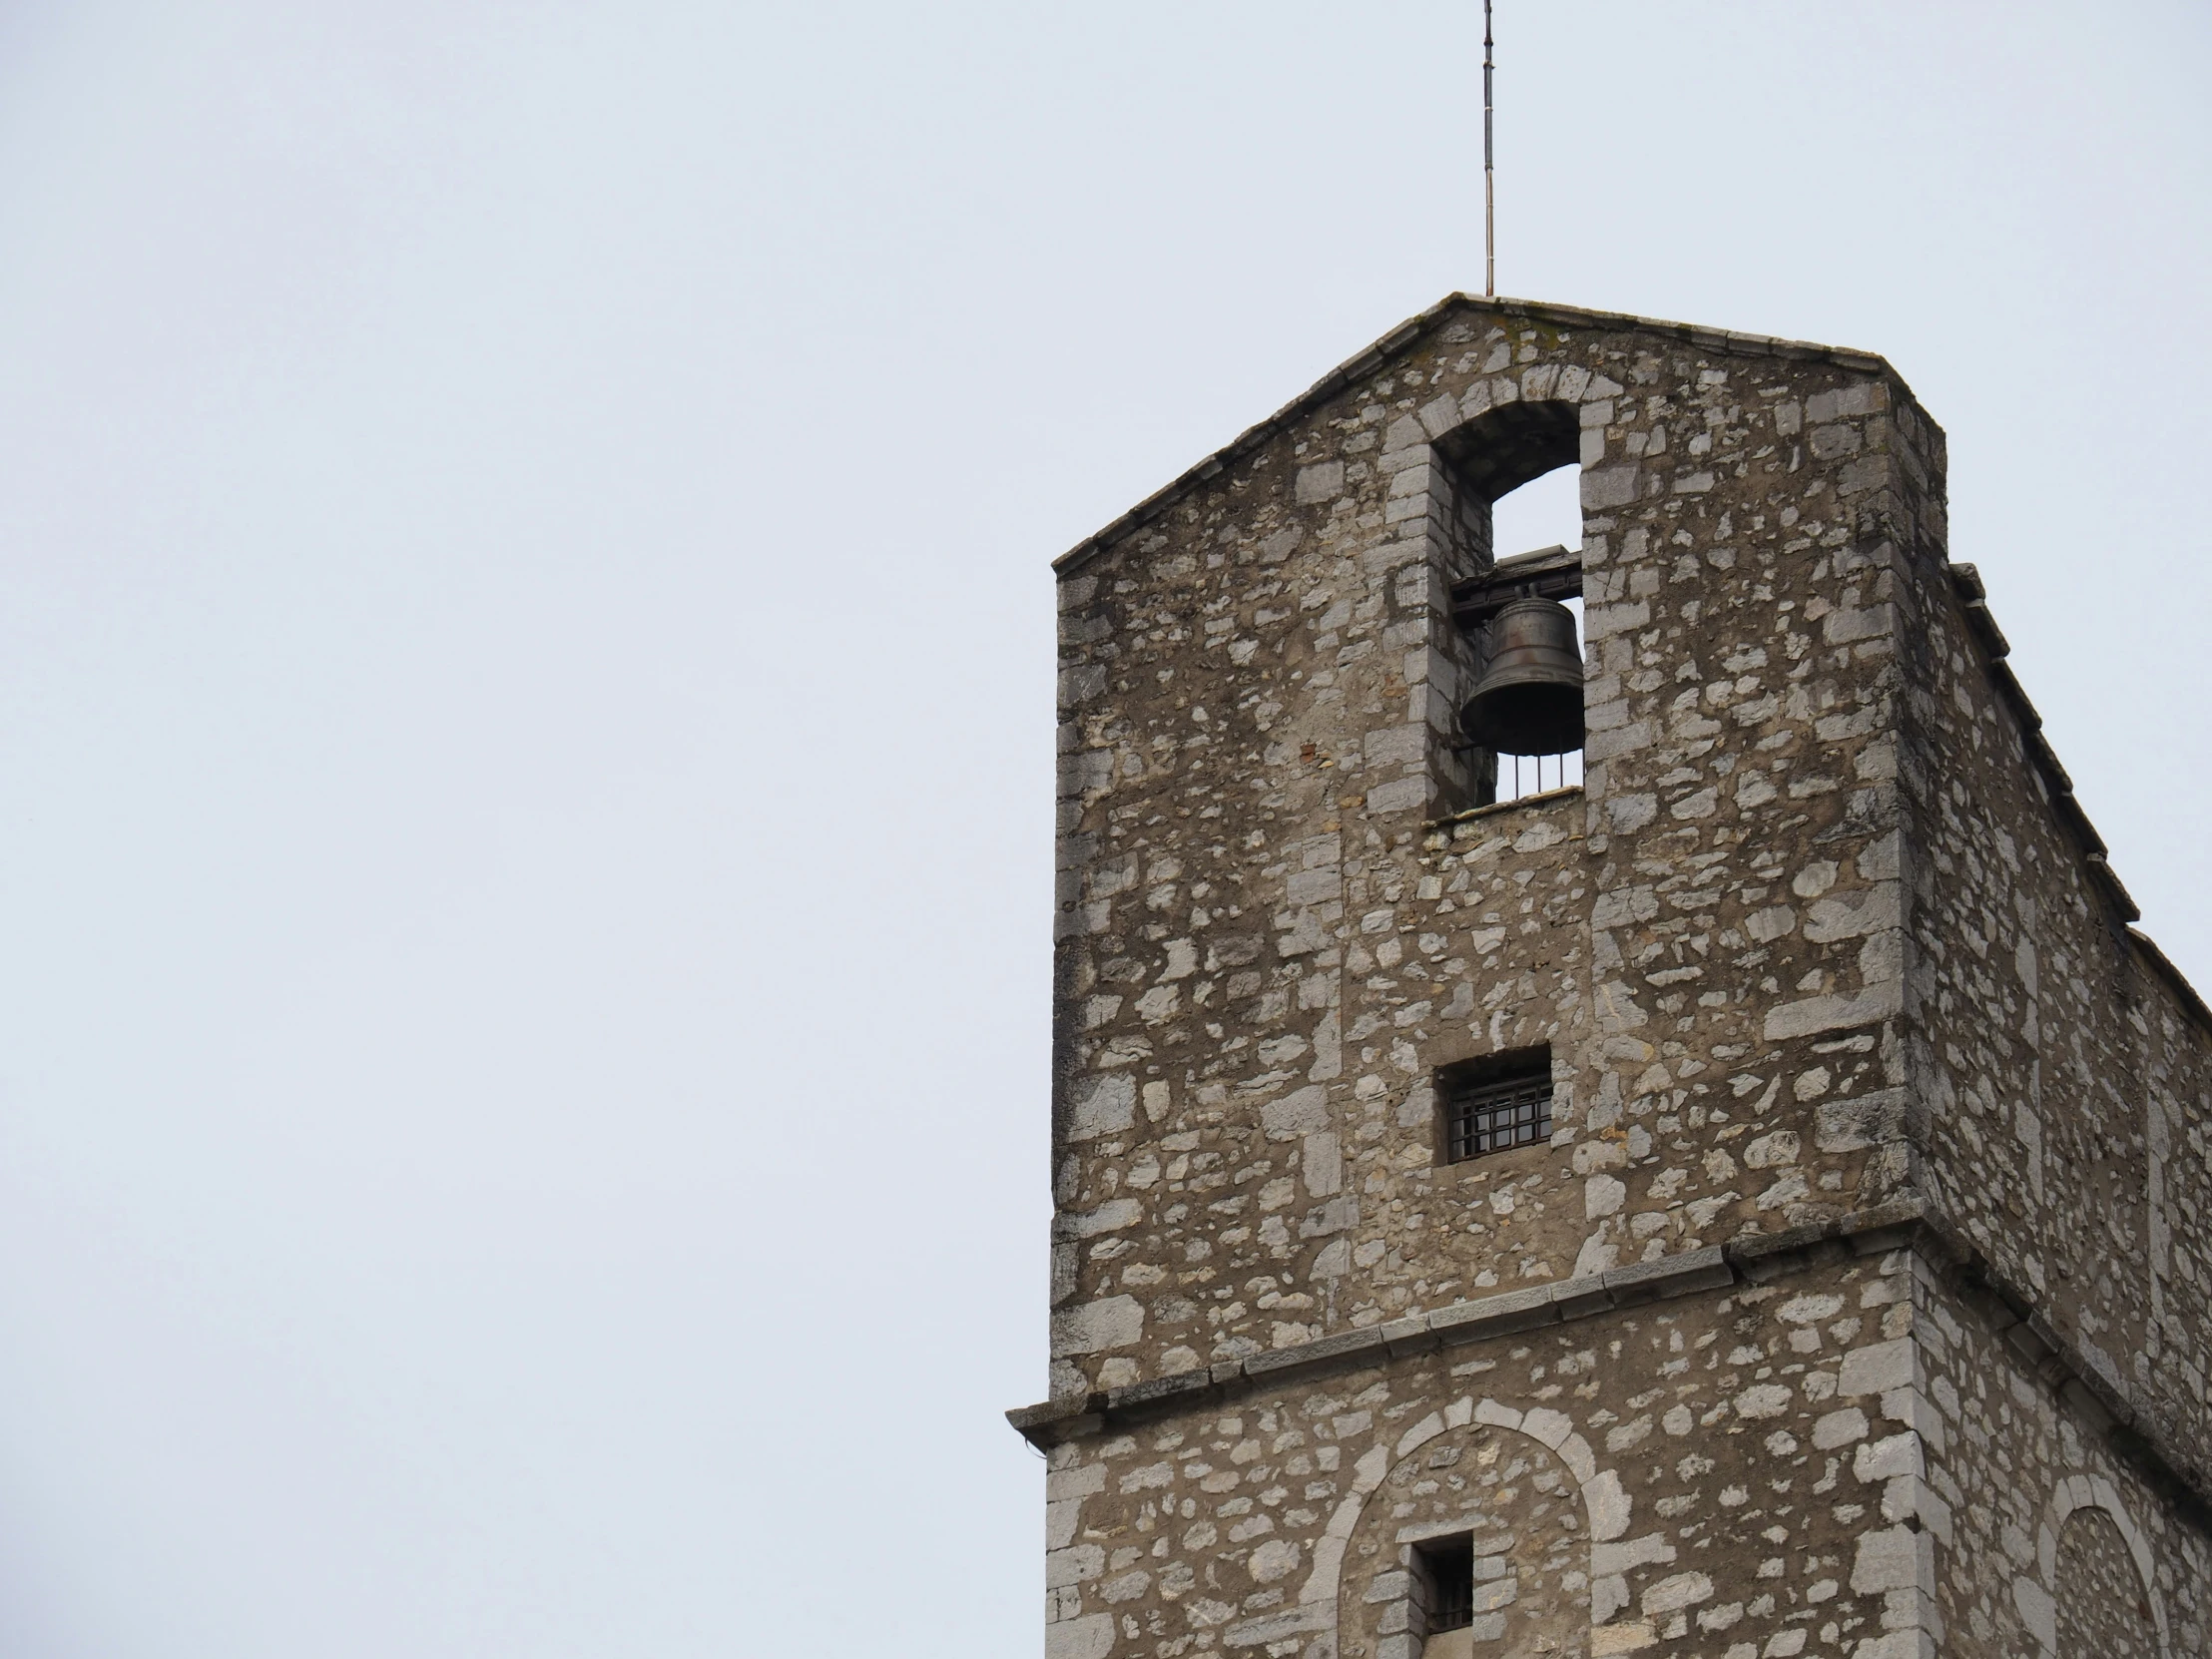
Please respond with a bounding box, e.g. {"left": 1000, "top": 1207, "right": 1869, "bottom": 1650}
{"left": 1007, "top": 1204, "right": 1914, "bottom": 1446}
{"left": 1006, "top": 1199, "right": 2210, "bottom": 1535}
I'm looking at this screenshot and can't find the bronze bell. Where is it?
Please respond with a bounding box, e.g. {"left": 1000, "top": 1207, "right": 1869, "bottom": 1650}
{"left": 1460, "top": 596, "right": 1586, "bottom": 756}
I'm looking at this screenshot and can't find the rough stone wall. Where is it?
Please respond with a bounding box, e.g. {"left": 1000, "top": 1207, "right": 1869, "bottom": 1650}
{"left": 1893, "top": 497, "right": 2212, "bottom": 1486}
{"left": 2053, "top": 1510, "right": 2161, "bottom": 1658}
{"left": 1910, "top": 1248, "right": 2209, "bottom": 1658}
{"left": 1030, "top": 294, "right": 2212, "bottom": 1658}
{"left": 1052, "top": 303, "right": 1922, "bottom": 1401}
{"left": 1336, "top": 1411, "right": 1587, "bottom": 1656}
{"left": 1040, "top": 1249, "right": 1949, "bottom": 1659}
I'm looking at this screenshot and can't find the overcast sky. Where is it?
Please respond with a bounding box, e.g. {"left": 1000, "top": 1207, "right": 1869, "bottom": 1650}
{"left": 0, "top": 3, "right": 2204, "bottom": 1655}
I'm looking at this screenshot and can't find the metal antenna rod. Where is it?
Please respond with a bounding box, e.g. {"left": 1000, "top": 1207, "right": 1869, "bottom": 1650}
{"left": 1483, "top": 0, "right": 1495, "bottom": 297}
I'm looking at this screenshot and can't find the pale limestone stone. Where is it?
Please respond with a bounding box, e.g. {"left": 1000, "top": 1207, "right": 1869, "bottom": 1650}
{"left": 1044, "top": 1612, "right": 1115, "bottom": 1659}
{"left": 1812, "top": 1407, "right": 1870, "bottom": 1450}
{"left": 1641, "top": 1571, "right": 1713, "bottom": 1615}
{"left": 1049, "top": 1296, "right": 1143, "bottom": 1357}
{"left": 1296, "top": 461, "right": 1346, "bottom": 504}
{"left": 1589, "top": 1623, "right": 1656, "bottom": 1654}
{"left": 1583, "top": 1468, "right": 1631, "bottom": 1540}
{"left": 1849, "top": 1525, "right": 1929, "bottom": 1595}
{"left": 1839, "top": 1339, "right": 1915, "bottom": 1397}
{"left": 1852, "top": 1431, "right": 1923, "bottom": 1483}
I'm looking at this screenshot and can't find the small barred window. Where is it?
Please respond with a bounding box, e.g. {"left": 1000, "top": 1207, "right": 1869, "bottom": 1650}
{"left": 1438, "top": 1048, "right": 1553, "bottom": 1165}
{"left": 1414, "top": 1534, "right": 1475, "bottom": 1632}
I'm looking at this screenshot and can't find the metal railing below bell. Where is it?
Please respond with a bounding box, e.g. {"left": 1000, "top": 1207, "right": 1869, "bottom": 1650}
{"left": 1491, "top": 749, "right": 1583, "bottom": 804}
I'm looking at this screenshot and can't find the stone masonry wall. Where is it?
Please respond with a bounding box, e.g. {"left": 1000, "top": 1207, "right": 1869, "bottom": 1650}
{"left": 1911, "top": 1244, "right": 2210, "bottom": 1657}
{"left": 1031, "top": 295, "right": 2211, "bottom": 1659}
{"left": 1894, "top": 542, "right": 2212, "bottom": 1487}
{"left": 1040, "top": 1247, "right": 1954, "bottom": 1659}
{"left": 1052, "top": 302, "right": 1924, "bottom": 1401}
{"left": 2053, "top": 1510, "right": 2163, "bottom": 1658}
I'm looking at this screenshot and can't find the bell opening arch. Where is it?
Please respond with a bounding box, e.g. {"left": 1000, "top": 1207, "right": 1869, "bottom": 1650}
{"left": 1421, "top": 400, "right": 1588, "bottom": 809}
{"left": 1431, "top": 398, "right": 1584, "bottom": 568}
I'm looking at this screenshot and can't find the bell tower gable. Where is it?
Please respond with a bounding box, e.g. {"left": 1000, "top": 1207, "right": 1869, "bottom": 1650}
{"left": 1048, "top": 294, "right": 1939, "bottom": 1402}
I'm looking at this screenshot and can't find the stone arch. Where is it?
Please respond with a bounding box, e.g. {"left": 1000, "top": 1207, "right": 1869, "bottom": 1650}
{"left": 1433, "top": 398, "right": 1581, "bottom": 510}
{"left": 1410, "top": 395, "right": 1590, "bottom": 814}
{"left": 1421, "top": 398, "right": 1583, "bottom": 583}
{"left": 1291, "top": 1397, "right": 1632, "bottom": 1656}
{"left": 2009, "top": 1472, "right": 2170, "bottom": 1659}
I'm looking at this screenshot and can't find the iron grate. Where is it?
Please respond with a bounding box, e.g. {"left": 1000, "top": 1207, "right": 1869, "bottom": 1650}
{"left": 1416, "top": 1535, "right": 1475, "bottom": 1631}
{"left": 1443, "top": 1069, "right": 1552, "bottom": 1163}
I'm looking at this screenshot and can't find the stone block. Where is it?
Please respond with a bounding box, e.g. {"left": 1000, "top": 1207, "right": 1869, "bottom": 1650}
{"left": 1589, "top": 1623, "right": 1656, "bottom": 1654}
{"left": 1839, "top": 1339, "right": 1915, "bottom": 1398}
{"left": 1046, "top": 1543, "right": 1104, "bottom": 1587}
{"left": 1603, "top": 1245, "right": 1733, "bottom": 1306}
{"left": 1583, "top": 1469, "right": 1631, "bottom": 1541}
{"left": 1813, "top": 1407, "right": 1870, "bottom": 1449}
{"left": 1262, "top": 1085, "right": 1331, "bottom": 1138}
{"left": 1050, "top": 1296, "right": 1144, "bottom": 1358}
{"left": 1591, "top": 1533, "right": 1675, "bottom": 1577}
{"left": 1224, "top": 1603, "right": 1333, "bottom": 1647}
{"left": 1045, "top": 1462, "right": 1106, "bottom": 1501}
{"left": 1582, "top": 465, "right": 1641, "bottom": 508}
{"left": 1104, "top": 1369, "right": 1212, "bottom": 1413}
{"left": 1473, "top": 1398, "right": 1522, "bottom": 1430}
{"left": 1296, "top": 461, "right": 1345, "bottom": 503}
{"left": 1852, "top": 1431, "right": 1922, "bottom": 1483}
{"left": 1427, "top": 1282, "right": 1560, "bottom": 1344}
{"left": 2010, "top": 1576, "right": 2056, "bottom": 1651}
{"left": 1551, "top": 1274, "right": 1615, "bottom": 1320}
{"left": 1849, "top": 1525, "right": 1930, "bottom": 1596}
{"left": 1045, "top": 1612, "right": 1115, "bottom": 1659}
{"left": 1366, "top": 774, "right": 1429, "bottom": 816}
{"left": 1640, "top": 1571, "right": 1712, "bottom": 1615}
{"left": 1381, "top": 1315, "right": 1438, "bottom": 1359}
{"left": 1243, "top": 1326, "right": 1384, "bottom": 1382}
{"left": 1067, "top": 1075, "right": 1136, "bottom": 1141}
{"left": 1763, "top": 987, "right": 1901, "bottom": 1041}
{"left": 1518, "top": 1405, "right": 1573, "bottom": 1448}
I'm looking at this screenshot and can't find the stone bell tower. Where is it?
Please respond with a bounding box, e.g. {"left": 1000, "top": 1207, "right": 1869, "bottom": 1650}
{"left": 1009, "top": 296, "right": 2211, "bottom": 1659}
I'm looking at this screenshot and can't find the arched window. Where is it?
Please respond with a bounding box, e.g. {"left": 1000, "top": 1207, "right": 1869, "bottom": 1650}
{"left": 2052, "top": 1505, "right": 2161, "bottom": 1658}
{"left": 1431, "top": 404, "right": 1586, "bottom": 807}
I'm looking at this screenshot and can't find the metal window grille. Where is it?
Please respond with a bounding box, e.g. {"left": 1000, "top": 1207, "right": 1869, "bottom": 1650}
{"left": 1444, "top": 1070, "right": 1552, "bottom": 1163}
{"left": 1417, "top": 1536, "right": 1474, "bottom": 1632}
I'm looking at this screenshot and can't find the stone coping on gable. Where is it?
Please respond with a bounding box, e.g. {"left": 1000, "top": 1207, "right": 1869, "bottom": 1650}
{"left": 1050, "top": 292, "right": 1907, "bottom": 579}
{"left": 2130, "top": 925, "right": 2212, "bottom": 1036}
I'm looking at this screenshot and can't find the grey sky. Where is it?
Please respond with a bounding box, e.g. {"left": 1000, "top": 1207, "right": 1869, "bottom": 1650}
{"left": 0, "top": 3, "right": 2203, "bottom": 1654}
